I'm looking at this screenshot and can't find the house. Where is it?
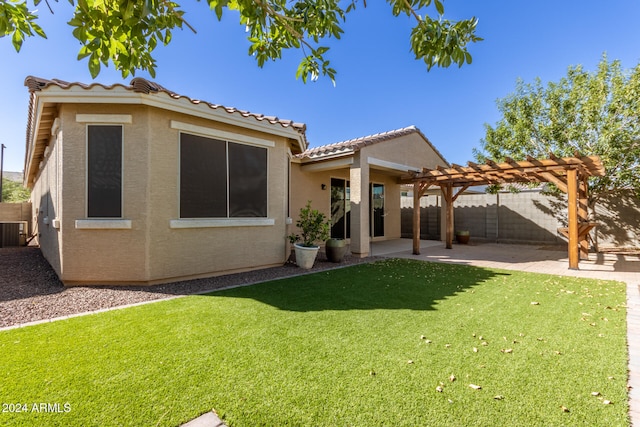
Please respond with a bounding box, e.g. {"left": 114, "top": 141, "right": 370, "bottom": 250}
{"left": 23, "top": 76, "right": 448, "bottom": 285}
{"left": 292, "top": 127, "right": 448, "bottom": 257}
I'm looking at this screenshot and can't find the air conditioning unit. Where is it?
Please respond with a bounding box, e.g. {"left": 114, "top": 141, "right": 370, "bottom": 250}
{"left": 0, "top": 222, "right": 27, "bottom": 247}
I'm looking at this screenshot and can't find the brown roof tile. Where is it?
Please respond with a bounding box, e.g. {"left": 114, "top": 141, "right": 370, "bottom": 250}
{"left": 24, "top": 76, "right": 307, "bottom": 135}
{"left": 23, "top": 76, "right": 308, "bottom": 187}
{"left": 297, "top": 125, "right": 449, "bottom": 165}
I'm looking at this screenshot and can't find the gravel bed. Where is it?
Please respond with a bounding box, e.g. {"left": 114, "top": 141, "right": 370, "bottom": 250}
{"left": 0, "top": 247, "right": 381, "bottom": 329}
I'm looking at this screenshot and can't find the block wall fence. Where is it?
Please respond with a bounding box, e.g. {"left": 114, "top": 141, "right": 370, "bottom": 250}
{"left": 401, "top": 191, "right": 640, "bottom": 250}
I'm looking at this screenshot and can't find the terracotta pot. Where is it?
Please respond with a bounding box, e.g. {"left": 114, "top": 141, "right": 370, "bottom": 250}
{"left": 456, "top": 231, "right": 470, "bottom": 244}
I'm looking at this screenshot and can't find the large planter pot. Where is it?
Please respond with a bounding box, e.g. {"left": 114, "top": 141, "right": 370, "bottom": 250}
{"left": 325, "top": 238, "right": 347, "bottom": 263}
{"left": 294, "top": 243, "right": 320, "bottom": 269}
{"left": 456, "top": 230, "right": 470, "bottom": 244}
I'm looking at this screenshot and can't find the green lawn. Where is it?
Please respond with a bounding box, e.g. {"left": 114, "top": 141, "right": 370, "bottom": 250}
{"left": 0, "top": 259, "right": 629, "bottom": 426}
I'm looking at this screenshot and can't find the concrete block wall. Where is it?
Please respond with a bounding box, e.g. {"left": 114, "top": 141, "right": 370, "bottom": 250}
{"left": 0, "top": 202, "right": 32, "bottom": 247}
{"left": 401, "top": 190, "right": 640, "bottom": 249}
{"left": 402, "top": 191, "right": 566, "bottom": 245}
{"left": 595, "top": 193, "right": 640, "bottom": 250}
{"left": 0, "top": 202, "right": 32, "bottom": 224}
{"left": 400, "top": 195, "right": 440, "bottom": 240}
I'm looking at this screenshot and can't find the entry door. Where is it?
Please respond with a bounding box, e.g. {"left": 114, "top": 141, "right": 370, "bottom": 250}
{"left": 371, "top": 183, "right": 384, "bottom": 237}
{"left": 330, "top": 178, "right": 350, "bottom": 239}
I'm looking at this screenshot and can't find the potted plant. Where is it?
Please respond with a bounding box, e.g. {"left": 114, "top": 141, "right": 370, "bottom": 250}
{"left": 455, "top": 230, "right": 470, "bottom": 244}
{"left": 325, "top": 238, "right": 347, "bottom": 263}
{"left": 288, "top": 201, "right": 331, "bottom": 269}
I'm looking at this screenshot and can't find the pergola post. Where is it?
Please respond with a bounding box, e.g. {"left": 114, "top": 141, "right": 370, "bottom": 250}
{"left": 567, "top": 168, "right": 579, "bottom": 269}
{"left": 400, "top": 154, "right": 604, "bottom": 271}
{"left": 578, "top": 177, "right": 589, "bottom": 259}
{"left": 442, "top": 183, "right": 454, "bottom": 249}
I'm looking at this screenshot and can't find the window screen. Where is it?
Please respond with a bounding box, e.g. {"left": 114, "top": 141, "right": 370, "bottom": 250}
{"left": 180, "top": 133, "right": 227, "bottom": 218}
{"left": 179, "top": 133, "right": 268, "bottom": 218}
{"left": 87, "top": 125, "right": 122, "bottom": 218}
{"left": 228, "top": 143, "right": 268, "bottom": 217}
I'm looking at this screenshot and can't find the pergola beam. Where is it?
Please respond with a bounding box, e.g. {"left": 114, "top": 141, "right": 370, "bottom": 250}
{"left": 404, "top": 154, "right": 605, "bottom": 270}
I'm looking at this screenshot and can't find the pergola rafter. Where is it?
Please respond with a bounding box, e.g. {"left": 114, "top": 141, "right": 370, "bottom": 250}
{"left": 400, "top": 154, "right": 606, "bottom": 270}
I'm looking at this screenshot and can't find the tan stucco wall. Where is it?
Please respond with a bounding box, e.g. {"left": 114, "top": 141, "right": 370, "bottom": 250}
{"left": 144, "top": 108, "right": 291, "bottom": 282}
{"left": 30, "top": 121, "right": 62, "bottom": 277}
{"left": 290, "top": 163, "right": 401, "bottom": 242}
{"left": 290, "top": 131, "right": 446, "bottom": 244}
{"left": 31, "top": 103, "right": 292, "bottom": 285}
{"left": 290, "top": 162, "right": 341, "bottom": 222}
{"left": 30, "top": 107, "right": 446, "bottom": 284}
{"left": 57, "top": 104, "right": 149, "bottom": 283}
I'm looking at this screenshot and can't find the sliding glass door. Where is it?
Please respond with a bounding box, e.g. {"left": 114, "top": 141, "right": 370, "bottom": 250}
{"left": 371, "top": 183, "right": 384, "bottom": 237}
{"left": 330, "top": 179, "right": 384, "bottom": 239}
{"left": 330, "top": 178, "right": 350, "bottom": 239}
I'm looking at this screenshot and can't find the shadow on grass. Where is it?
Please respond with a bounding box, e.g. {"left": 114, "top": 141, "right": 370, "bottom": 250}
{"left": 206, "top": 259, "right": 509, "bottom": 312}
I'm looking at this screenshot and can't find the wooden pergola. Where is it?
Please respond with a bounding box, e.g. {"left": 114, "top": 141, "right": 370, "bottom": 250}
{"left": 401, "top": 154, "right": 605, "bottom": 270}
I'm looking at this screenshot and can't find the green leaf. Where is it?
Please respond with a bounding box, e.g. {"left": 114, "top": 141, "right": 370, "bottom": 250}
{"left": 2, "top": 0, "right": 483, "bottom": 82}
{"left": 77, "top": 45, "right": 92, "bottom": 59}
{"left": 434, "top": 0, "right": 444, "bottom": 15}
{"left": 31, "top": 22, "right": 47, "bottom": 39}
{"left": 12, "top": 29, "right": 24, "bottom": 52}
{"left": 88, "top": 53, "right": 101, "bottom": 78}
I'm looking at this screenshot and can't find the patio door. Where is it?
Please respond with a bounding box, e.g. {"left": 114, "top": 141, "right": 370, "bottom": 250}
{"left": 370, "top": 183, "right": 384, "bottom": 237}
{"left": 330, "top": 178, "right": 350, "bottom": 239}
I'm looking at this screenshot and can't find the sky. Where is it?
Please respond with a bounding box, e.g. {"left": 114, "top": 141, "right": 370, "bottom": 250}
{"left": 1, "top": 0, "right": 640, "bottom": 174}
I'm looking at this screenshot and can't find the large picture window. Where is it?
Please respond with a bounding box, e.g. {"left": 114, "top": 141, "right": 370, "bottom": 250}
{"left": 180, "top": 133, "right": 268, "bottom": 218}
{"left": 87, "top": 125, "right": 122, "bottom": 218}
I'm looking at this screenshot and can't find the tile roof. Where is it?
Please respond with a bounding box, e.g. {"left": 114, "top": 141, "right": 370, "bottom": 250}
{"left": 23, "top": 76, "right": 308, "bottom": 187}
{"left": 296, "top": 125, "right": 448, "bottom": 165}
{"left": 24, "top": 76, "right": 307, "bottom": 135}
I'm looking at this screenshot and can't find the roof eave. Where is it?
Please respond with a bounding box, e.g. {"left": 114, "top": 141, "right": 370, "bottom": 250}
{"left": 31, "top": 86, "right": 306, "bottom": 143}
{"left": 23, "top": 84, "right": 308, "bottom": 186}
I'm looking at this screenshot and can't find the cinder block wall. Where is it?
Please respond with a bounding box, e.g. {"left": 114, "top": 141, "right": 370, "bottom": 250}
{"left": 0, "top": 202, "right": 32, "bottom": 247}
{"left": 0, "top": 202, "right": 32, "bottom": 224}
{"left": 595, "top": 194, "right": 640, "bottom": 250}
{"left": 401, "top": 191, "right": 640, "bottom": 249}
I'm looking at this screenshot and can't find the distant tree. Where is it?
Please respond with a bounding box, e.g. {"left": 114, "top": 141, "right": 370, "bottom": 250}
{"left": 1, "top": 178, "right": 30, "bottom": 203}
{"left": 476, "top": 56, "right": 640, "bottom": 205}
{"left": 0, "top": 0, "right": 482, "bottom": 83}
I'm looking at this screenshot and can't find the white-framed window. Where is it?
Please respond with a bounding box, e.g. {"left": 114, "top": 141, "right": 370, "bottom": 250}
{"left": 179, "top": 132, "right": 268, "bottom": 219}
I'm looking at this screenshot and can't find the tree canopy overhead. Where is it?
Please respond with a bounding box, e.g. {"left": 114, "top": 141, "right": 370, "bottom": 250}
{"left": 0, "top": 0, "right": 482, "bottom": 83}
{"left": 476, "top": 56, "right": 640, "bottom": 203}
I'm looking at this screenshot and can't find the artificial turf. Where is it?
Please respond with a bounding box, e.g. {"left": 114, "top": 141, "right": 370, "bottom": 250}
{"left": 0, "top": 259, "right": 630, "bottom": 426}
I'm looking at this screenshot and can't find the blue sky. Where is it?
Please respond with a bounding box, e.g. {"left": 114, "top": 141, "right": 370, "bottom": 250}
{"left": 1, "top": 0, "right": 640, "bottom": 173}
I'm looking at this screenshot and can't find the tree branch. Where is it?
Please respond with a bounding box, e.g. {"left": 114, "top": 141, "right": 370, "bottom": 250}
{"left": 254, "top": 0, "right": 301, "bottom": 34}
{"left": 402, "top": 0, "right": 423, "bottom": 23}
{"left": 161, "top": 0, "right": 197, "bottom": 34}
{"left": 253, "top": 0, "right": 313, "bottom": 52}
